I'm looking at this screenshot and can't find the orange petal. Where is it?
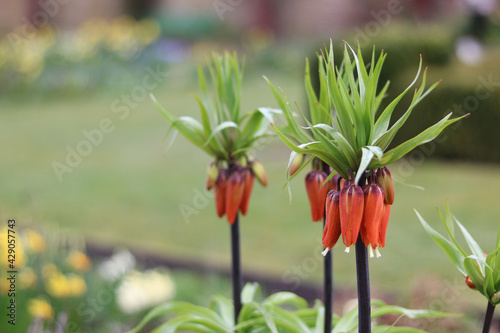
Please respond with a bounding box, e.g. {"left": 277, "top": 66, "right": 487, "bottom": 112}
{"left": 378, "top": 204, "right": 391, "bottom": 248}
{"left": 377, "top": 166, "right": 395, "bottom": 205}
{"left": 214, "top": 169, "right": 228, "bottom": 218}
{"left": 361, "top": 184, "right": 385, "bottom": 249}
{"left": 239, "top": 170, "right": 255, "bottom": 216}
{"left": 322, "top": 190, "right": 341, "bottom": 250}
{"left": 225, "top": 171, "right": 245, "bottom": 224}
{"left": 340, "top": 184, "right": 364, "bottom": 247}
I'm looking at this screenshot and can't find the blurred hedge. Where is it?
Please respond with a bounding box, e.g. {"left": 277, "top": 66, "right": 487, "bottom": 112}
{"left": 389, "top": 67, "right": 500, "bottom": 163}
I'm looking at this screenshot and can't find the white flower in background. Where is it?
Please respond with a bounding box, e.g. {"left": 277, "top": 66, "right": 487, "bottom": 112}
{"left": 98, "top": 249, "right": 136, "bottom": 281}
{"left": 116, "top": 269, "right": 175, "bottom": 314}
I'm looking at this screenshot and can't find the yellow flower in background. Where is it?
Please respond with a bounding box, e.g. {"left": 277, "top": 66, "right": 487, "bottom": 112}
{"left": 67, "top": 274, "right": 87, "bottom": 297}
{"left": 67, "top": 250, "right": 92, "bottom": 272}
{"left": 42, "top": 263, "right": 59, "bottom": 279}
{"left": 28, "top": 298, "right": 54, "bottom": 320}
{"left": 20, "top": 267, "right": 37, "bottom": 289}
{"left": 45, "top": 272, "right": 71, "bottom": 298}
{"left": 0, "top": 227, "right": 25, "bottom": 268}
{"left": 25, "top": 229, "right": 46, "bottom": 253}
{"left": 106, "top": 15, "right": 137, "bottom": 56}
{"left": 45, "top": 267, "right": 87, "bottom": 298}
{"left": 0, "top": 278, "right": 8, "bottom": 294}
{"left": 78, "top": 18, "right": 108, "bottom": 46}
{"left": 135, "top": 18, "right": 161, "bottom": 46}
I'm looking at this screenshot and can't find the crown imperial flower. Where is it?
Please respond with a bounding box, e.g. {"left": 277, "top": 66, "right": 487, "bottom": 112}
{"left": 360, "top": 179, "right": 385, "bottom": 257}
{"left": 305, "top": 169, "right": 329, "bottom": 222}
{"left": 322, "top": 190, "right": 341, "bottom": 254}
{"left": 340, "top": 182, "right": 365, "bottom": 251}
{"left": 376, "top": 166, "right": 395, "bottom": 205}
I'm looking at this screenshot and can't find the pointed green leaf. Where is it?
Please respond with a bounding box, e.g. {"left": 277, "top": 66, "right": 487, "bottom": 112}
{"left": 203, "top": 121, "right": 238, "bottom": 147}
{"left": 263, "top": 292, "right": 308, "bottom": 309}
{"left": 151, "top": 95, "right": 214, "bottom": 155}
{"left": 308, "top": 123, "right": 358, "bottom": 168}
{"left": 355, "top": 147, "right": 374, "bottom": 184}
{"left": 454, "top": 217, "right": 485, "bottom": 268}
{"left": 190, "top": 94, "right": 212, "bottom": 136}
{"left": 241, "top": 282, "right": 261, "bottom": 304}
{"left": 381, "top": 113, "right": 466, "bottom": 165}
{"left": 416, "top": 210, "right": 467, "bottom": 275}
{"left": 436, "top": 206, "right": 467, "bottom": 256}
{"left": 373, "top": 58, "right": 423, "bottom": 141}
{"left": 374, "top": 80, "right": 390, "bottom": 114}
{"left": 464, "top": 257, "right": 485, "bottom": 295}
{"left": 496, "top": 225, "right": 500, "bottom": 249}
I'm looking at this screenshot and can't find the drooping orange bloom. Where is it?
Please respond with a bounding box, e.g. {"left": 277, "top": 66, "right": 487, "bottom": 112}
{"left": 305, "top": 170, "right": 329, "bottom": 222}
{"left": 339, "top": 183, "right": 364, "bottom": 250}
{"left": 225, "top": 169, "right": 245, "bottom": 224}
{"left": 376, "top": 166, "right": 395, "bottom": 205}
{"left": 328, "top": 173, "right": 340, "bottom": 193}
{"left": 360, "top": 183, "right": 385, "bottom": 255}
{"left": 214, "top": 169, "right": 228, "bottom": 218}
{"left": 322, "top": 190, "right": 341, "bottom": 252}
{"left": 378, "top": 203, "right": 391, "bottom": 248}
{"left": 239, "top": 169, "right": 255, "bottom": 216}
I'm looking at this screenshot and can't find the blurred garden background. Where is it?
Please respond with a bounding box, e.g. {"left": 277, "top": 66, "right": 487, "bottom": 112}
{"left": 1, "top": 0, "right": 500, "bottom": 332}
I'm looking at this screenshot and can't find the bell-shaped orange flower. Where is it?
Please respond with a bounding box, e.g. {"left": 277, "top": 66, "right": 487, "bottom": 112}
{"left": 225, "top": 169, "right": 245, "bottom": 224}
{"left": 239, "top": 168, "right": 255, "bottom": 216}
{"left": 376, "top": 166, "right": 395, "bottom": 205}
{"left": 360, "top": 183, "right": 385, "bottom": 257}
{"left": 214, "top": 169, "right": 228, "bottom": 218}
{"left": 339, "top": 183, "right": 364, "bottom": 250}
{"left": 328, "top": 173, "right": 340, "bottom": 193}
{"left": 465, "top": 275, "right": 476, "bottom": 289}
{"left": 378, "top": 203, "right": 391, "bottom": 248}
{"left": 322, "top": 190, "right": 341, "bottom": 254}
{"left": 305, "top": 170, "right": 329, "bottom": 222}
{"left": 214, "top": 169, "right": 228, "bottom": 217}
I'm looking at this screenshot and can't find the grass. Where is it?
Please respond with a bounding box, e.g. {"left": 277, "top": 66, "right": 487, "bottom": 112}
{"left": 1, "top": 65, "right": 499, "bottom": 317}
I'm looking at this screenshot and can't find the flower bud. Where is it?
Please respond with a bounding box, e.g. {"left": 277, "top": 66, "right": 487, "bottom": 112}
{"left": 239, "top": 168, "right": 255, "bottom": 216}
{"left": 491, "top": 291, "right": 500, "bottom": 304}
{"left": 328, "top": 173, "right": 340, "bottom": 193}
{"left": 339, "top": 178, "right": 349, "bottom": 190}
{"left": 322, "top": 190, "right": 341, "bottom": 253}
{"left": 376, "top": 166, "right": 395, "bottom": 205}
{"left": 305, "top": 170, "right": 329, "bottom": 222}
{"left": 378, "top": 203, "right": 391, "bottom": 248}
{"left": 465, "top": 275, "right": 476, "bottom": 289}
{"left": 214, "top": 169, "right": 228, "bottom": 218}
{"left": 251, "top": 159, "right": 268, "bottom": 187}
{"left": 339, "top": 183, "right": 364, "bottom": 249}
{"left": 289, "top": 154, "right": 305, "bottom": 176}
{"left": 360, "top": 184, "right": 385, "bottom": 256}
{"left": 206, "top": 161, "right": 219, "bottom": 190}
{"left": 225, "top": 169, "right": 245, "bottom": 224}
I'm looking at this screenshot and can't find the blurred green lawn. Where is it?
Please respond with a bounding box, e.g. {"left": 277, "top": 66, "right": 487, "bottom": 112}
{"left": 1, "top": 65, "right": 499, "bottom": 310}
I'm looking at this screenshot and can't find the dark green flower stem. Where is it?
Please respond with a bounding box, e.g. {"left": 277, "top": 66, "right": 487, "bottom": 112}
{"left": 324, "top": 216, "right": 333, "bottom": 333}
{"left": 482, "top": 302, "right": 496, "bottom": 333}
{"left": 355, "top": 173, "right": 370, "bottom": 333}
{"left": 231, "top": 214, "right": 242, "bottom": 325}
{"left": 355, "top": 234, "right": 371, "bottom": 332}
{"left": 322, "top": 162, "right": 333, "bottom": 333}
